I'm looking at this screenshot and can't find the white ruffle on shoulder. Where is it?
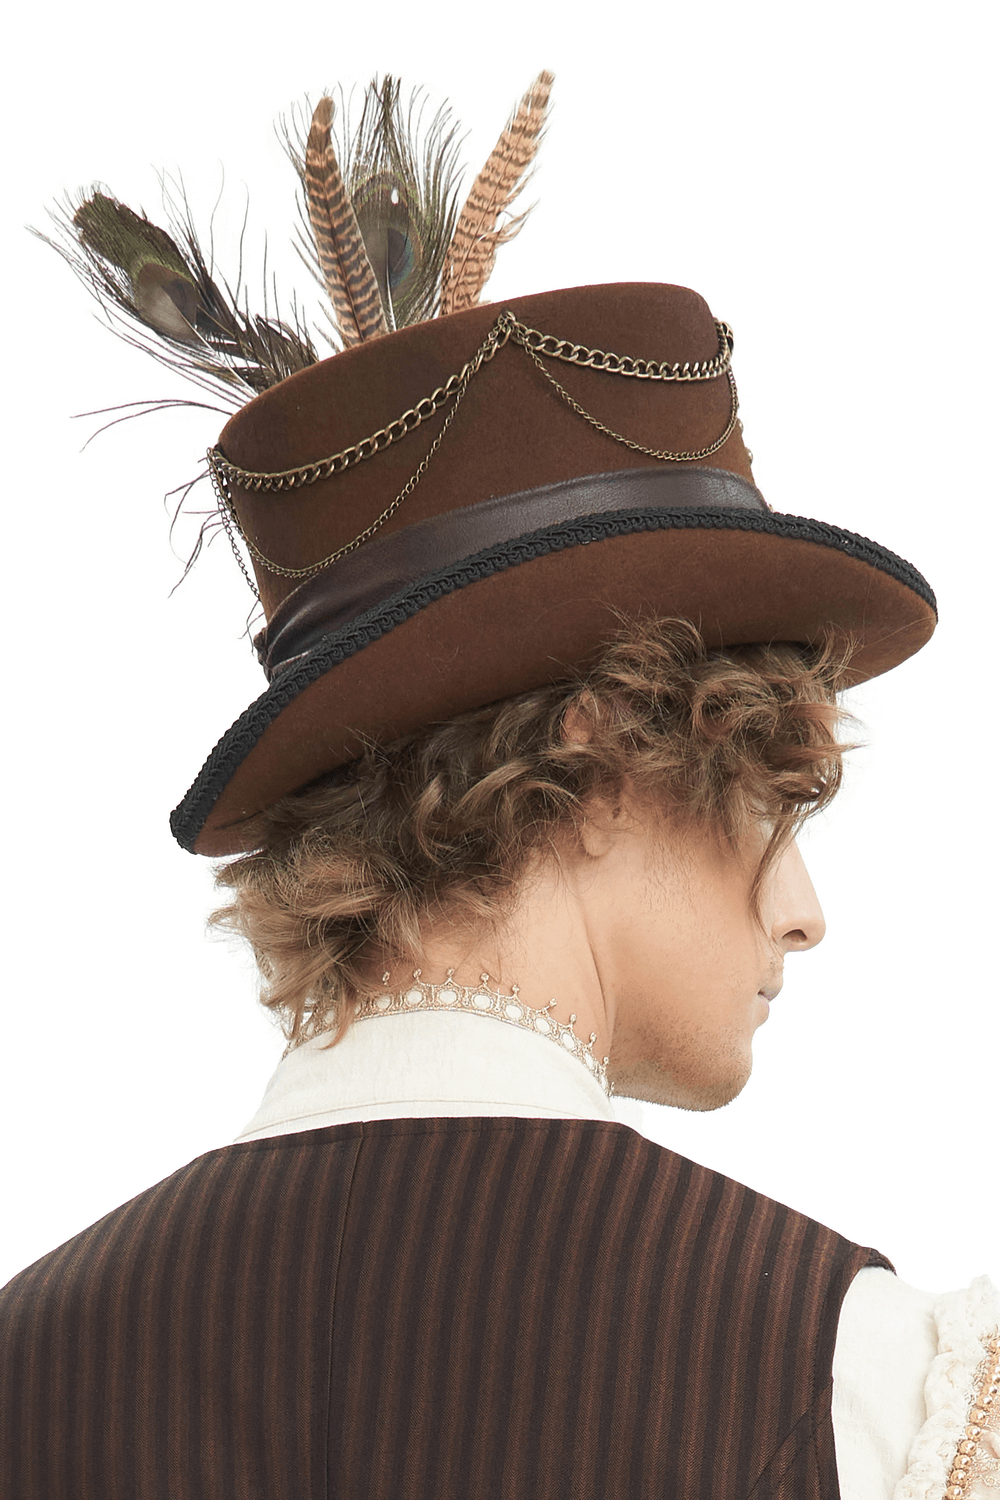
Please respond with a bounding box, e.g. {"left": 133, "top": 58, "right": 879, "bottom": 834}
{"left": 893, "top": 1277, "right": 1000, "bottom": 1499}
{"left": 834, "top": 1268, "right": 1000, "bottom": 1499}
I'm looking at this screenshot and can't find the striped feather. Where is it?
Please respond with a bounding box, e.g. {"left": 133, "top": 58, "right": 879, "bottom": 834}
{"left": 439, "top": 71, "right": 553, "bottom": 317}
{"left": 305, "top": 96, "right": 388, "bottom": 345}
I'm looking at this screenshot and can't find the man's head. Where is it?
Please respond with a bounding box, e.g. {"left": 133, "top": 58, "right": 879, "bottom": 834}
{"left": 212, "top": 614, "right": 848, "bottom": 1108}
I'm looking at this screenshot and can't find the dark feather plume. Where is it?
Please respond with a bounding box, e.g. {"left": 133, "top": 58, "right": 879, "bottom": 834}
{"left": 348, "top": 78, "right": 462, "bottom": 329}
{"left": 74, "top": 194, "right": 202, "bottom": 340}
{"left": 37, "top": 183, "right": 320, "bottom": 401}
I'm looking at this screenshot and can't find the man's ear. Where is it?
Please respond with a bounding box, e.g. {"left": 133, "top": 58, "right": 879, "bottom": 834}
{"left": 560, "top": 696, "right": 643, "bottom": 855}
{"left": 561, "top": 699, "right": 595, "bottom": 746}
{"left": 576, "top": 784, "right": 639, "bottom": 858}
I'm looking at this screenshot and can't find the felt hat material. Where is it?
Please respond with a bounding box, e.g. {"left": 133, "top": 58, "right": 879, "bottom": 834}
{"left": 173, "top": 281, "right": 936, "bottom": 855}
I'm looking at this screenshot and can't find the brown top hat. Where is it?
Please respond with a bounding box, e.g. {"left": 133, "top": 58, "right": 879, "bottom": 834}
{"left": 173, "top": 278, "right": 936, "bottom": 856}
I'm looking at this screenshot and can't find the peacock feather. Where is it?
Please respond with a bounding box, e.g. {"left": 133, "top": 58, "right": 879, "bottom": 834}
{"left": 37, "top": 182, "right": 319, "bottom": 401}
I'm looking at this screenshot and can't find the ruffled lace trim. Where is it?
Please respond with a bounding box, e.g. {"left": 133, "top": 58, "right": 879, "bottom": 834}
{"left": 893, "top": 1276, "right": 1000, "bottom": 1499}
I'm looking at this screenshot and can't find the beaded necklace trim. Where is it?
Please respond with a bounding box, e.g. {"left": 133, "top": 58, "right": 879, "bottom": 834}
{"left": 351, "top": 969, "right": 614, "bottom": 1099}
{"left": 945, "top": 1334, "right": 1000, "bottom": 1497}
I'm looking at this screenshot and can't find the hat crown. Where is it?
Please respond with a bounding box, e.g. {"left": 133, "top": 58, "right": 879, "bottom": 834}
{"left": 215, "top": 282, "right": 752, "bottom": 616}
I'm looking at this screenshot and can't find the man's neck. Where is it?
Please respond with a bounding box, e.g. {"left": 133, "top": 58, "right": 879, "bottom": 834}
{"left": 362, "top": 850, "right": 615, "bottom": 1063}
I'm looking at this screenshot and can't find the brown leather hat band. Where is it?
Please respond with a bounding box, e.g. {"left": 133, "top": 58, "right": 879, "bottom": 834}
{"left": 255, "top": 467, "right": 768, "bottom": 680}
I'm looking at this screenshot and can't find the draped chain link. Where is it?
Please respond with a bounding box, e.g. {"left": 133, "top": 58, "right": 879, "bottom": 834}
{"left": 207, "top": 311, "right": 738, "bottom": 595}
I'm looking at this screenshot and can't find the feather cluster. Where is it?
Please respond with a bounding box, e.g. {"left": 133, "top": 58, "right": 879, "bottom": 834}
{"left": 285, "top": 71, "right": 552, "bottom": 345}
{"left": 294, "top": 77, "right": 464, "bottom": 339}
{"left": 39, "top": 71, "right": 553, "bottom": 402}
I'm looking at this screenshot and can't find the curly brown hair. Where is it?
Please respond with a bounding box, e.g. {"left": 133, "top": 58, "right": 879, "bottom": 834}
{"left": 210, "top": 617, "right": 852, "bottom": 1052}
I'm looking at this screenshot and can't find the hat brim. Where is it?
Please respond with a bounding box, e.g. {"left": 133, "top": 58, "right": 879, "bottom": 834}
{"left": 171, "top": 501, "right": 936, "bottom": 855}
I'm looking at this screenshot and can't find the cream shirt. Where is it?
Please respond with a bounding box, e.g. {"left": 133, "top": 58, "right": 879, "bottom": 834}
{"left": 236, "top": 1009, "right": 999, "bottom": 1499}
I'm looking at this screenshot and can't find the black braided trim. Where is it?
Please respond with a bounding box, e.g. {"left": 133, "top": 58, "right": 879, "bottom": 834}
{"left": 171, "top": 506, "right": 936, "bottom": 851}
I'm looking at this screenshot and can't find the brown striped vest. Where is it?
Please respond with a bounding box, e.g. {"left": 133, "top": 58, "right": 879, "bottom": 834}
{"left": 0, "top": 1117, "right": 890, "bottom": 1499}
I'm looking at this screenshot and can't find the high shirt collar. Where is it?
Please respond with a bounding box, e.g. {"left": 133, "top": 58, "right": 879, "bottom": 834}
{"left": 235, "top": 1005, "right": 618, "bottom": 1142}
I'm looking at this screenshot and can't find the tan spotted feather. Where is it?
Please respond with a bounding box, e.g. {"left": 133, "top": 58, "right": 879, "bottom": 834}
{"left": 439, "top": 71, "right": 553, "bottom": 317}
{"left": 305, "top": 96, "right": 389, "bottom": 345}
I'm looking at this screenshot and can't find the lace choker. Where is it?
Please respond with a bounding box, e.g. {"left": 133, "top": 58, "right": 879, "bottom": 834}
{"left": 352, "top": 969, "right": 614, "bottom": 1098}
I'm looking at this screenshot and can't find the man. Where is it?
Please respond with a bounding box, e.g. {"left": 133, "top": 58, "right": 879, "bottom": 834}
{"left": 2, "top": 77, "right": 997, "bottom": 1499}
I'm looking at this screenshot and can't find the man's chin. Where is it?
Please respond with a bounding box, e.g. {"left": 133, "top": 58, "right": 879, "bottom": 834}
{"left": 608, "top": 1058, "right": 753, "bottom": 1112}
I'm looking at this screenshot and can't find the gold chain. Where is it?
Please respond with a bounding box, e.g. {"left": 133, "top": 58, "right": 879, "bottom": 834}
{"left": 209, "top": 318, "right": 510, "bottom": 594}
{"left": 209, "top": 310, "right": 737, "bottom": 592}
{"left": 501, "top": 311, "right": 734, "bottom": 382}
{"left": 517, "top": 342, "right": 739, "bottom": 463}
{"left": 220, "top": 333, "right": 494, "bottom": 583}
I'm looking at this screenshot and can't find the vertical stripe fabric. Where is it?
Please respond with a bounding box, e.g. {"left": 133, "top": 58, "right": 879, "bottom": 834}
{"left": 0, "top": 1118, "right": 890, "bottom": 1499}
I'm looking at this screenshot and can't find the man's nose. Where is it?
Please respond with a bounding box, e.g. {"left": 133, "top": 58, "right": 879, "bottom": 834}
{"left": 770, "top": 842, "right": 826, "bottom": 952}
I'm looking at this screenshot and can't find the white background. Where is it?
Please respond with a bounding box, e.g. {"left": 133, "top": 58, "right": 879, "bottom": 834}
{"left": 2, "top": 1, "right": 996, "bottom": 1291}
